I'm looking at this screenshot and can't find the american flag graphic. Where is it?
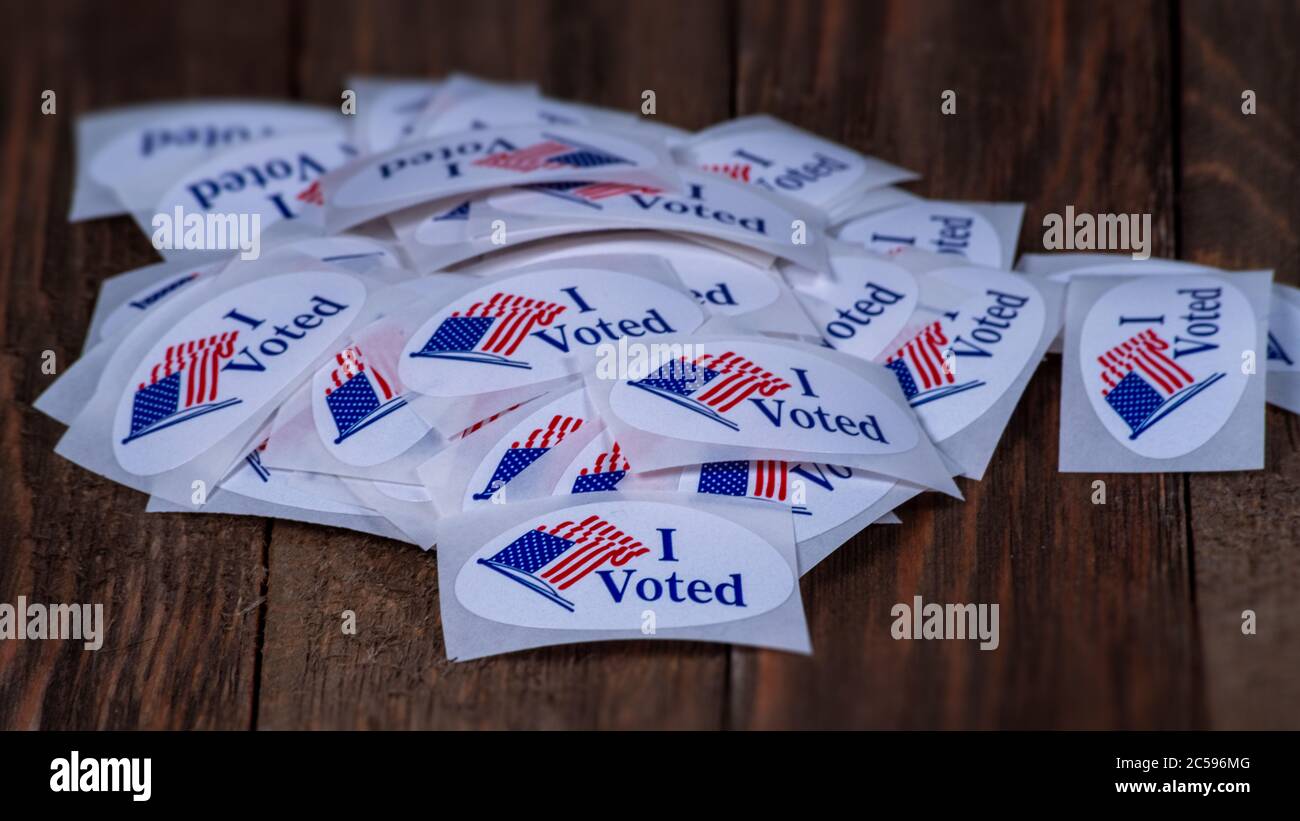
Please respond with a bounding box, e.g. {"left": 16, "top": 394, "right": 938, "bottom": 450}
{"left": 628, "top": 351, "right": 791, "bottom": 431}
{"left": 297, "top": 180, "right": 324, "bottom": 206}
{"left": 884, "top": 321, "right": 983, "bottom": 406}
{"left": 432, "top": 200, "right": 470, "bottom": 222}
{"left": 1097, "top": 329, "right": 1222, "bottom": 439}
{"left": 571, "top": 441, "right": 630, "bottom": 494}
{"left": 701, "top": 162, "right": 752, "bottom": 183}
{"left": 472, "top": 414, "right": 584, "bottom": 500}
{"left": 477, "top": 515, "right": 648, "bottom": 611}
{"left": 322, "top": 345, "right": 407, "bottom": 444}
{"left": 123, "top": 332, "right": 242, "bottom": 444}
{"left": 696, "top": 460, "right": 810, "bottom": 514}
{"left": 245, "top": 438, "right": 271, "bottom": 483}
{"left": 1268, "top": 331, "right": 1294, "bottom": 367}
{"left": 525, "top": 180, "right": 661, "bottom": 208}
{"left": 472, "top": 135, "right": 630, "bottom": 174}
{"left": 409, "top": 291, "right": 566, "bottom": 369}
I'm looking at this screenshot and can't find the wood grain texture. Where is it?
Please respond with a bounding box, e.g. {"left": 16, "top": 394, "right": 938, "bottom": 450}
{"left": 253, "top": 0, "right": 736, "bottom": 730}
{"left": 1, "top": 0, "right": 1296, "bottom": 731}
{"left": 727, "top": 0, "right": 1201, "bottom": 729}
{"left": 1179, "top": 0, "right": 1300, "bottom": 729}
{"left": 0, "top": 0, "right": 289, "bottom": 730}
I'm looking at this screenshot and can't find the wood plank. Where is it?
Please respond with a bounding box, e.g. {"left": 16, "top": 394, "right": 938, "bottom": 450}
{"left": 253, "top": 0, "right": 736, "bottom": 729}
{"left": 0, "top": 0, "right": 289, "bottom": 729}
{"left": 1179, "top": 0, "right": 1300, "bottom": 729}
{"left": 727, "top": 0, "right": 1202, "bottom": 728}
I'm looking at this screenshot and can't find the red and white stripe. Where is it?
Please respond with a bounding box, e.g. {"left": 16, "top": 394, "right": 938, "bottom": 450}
{"left": 701, "top": 162, "right": 752, "bottom": 183}
{"left": 688, "top": 351, "right": 792, "bottom": 412}
{"left": 1098, "top": 329, "right": 1194, "bottom": 397}
{"left": 751, "top": 460, "right": 790, "bottom": 501}
{"left": 472, "top": 140, "right": 572, "bottom": 173}
{"left": 454, "top": 292, "right": 566, "bottom": 356}
{"left": 887, "top": 321, "right": 953, "bottom": 390}
{"left": 140, "top": 331, "right": 239, "bottom": 408}
{"left": 566, "top": 182, "right": 660, "bottom": 201}
{"left": 512, "top": 414, "right": 583, "bottom": 449}
{"left": 536, "top": 515, "right": 648, "bottom": 591}
{"left": 324, "top": 345, "right": 396, "bottom": 400}
{"left": 456, "top": 403, "right": 524, "bottom": 440}
{"left": 579, "top": 441, "right": 630, "bottom": 476}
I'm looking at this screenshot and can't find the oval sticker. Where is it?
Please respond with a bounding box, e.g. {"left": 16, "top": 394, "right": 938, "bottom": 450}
{"left": 154, "top": 130, "right": 355, "bottom": 229}
{"left": 113, "top": 270, "right": 366, "bottom": 475}
{"left": 837, "top": 203, "right": 1004, "bottom": 268}
{"left": 607, "top": 338, "right": 919, "bottom": 455}
{"left": 311, "top": 331, "right": 427, "bottom": 467}
{"left": 787, "top": 251, "right": 919, "bottom": 360}
{"left": 455, "top": 500, "right": 795, "bottom": 630}
{"left": 398, "top": 266, "right": 703, "bottom": 397}
{"left": 1080, "top": 275, "right": 1254, "bottom": 458}
{"left": 880, "top": 267, "right": 1046, "bottom": 442}
{"left": 462, "top": 389, "right": 590, "bottom": 509}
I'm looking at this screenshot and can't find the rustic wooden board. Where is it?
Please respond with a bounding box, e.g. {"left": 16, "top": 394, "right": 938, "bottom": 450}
{"left": 0, "top": 0, "right": 288, "bottom": 730}
{"left": 1179, "top": 0, "right": 1300, "bottom": 729}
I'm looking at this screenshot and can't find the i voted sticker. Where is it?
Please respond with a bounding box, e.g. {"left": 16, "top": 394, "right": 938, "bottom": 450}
{"left": 113, "top": 271, "right": 366, "bottom": 475}
{"left": 399, "top": 267, "right": 703, "bottom": 397}
{"left": 557, "top": 434, "right": 631, "bottom": 495}
{"left": 837, "top": 203, "right": 1004, "bottom": 268}
{"left": 1080, "top": 276, "right": 1254, "bottom": 458}
{"left": 154, "top": 130, "right": 356, "bottom": 228}
{"left": 786, "top": 251, "right": 919, "bottom": 360}
{"left": 680, "top": 460, "right": 893, "bottom": 543}
{"left": 455, "top": 500, "right": 795, "bottom": 629}
{"left": 607, "top": 338, "right": 919, "bottom": 454}
{"left": 311, "top": 336, "right": 425, "bottom": 468}
{"left": 463, "top": 389, "right": 589, "bottom": 507}
{"left": 686, "top": 118, "right": 898, "bottom": 210}
{"left": 484, "top": 170, "right": 826, "bottom": 269}
{"left": 321, "top": 126, "right": 674, "bottom": 232}
{"left": 879, "top": 268, "right": 1046, "bottom": 442}
{"left": 83, "top": 102, "right": 340, "bottom": 215}
{"left": 98, "top": 236, "right": 395, "bottom": 341}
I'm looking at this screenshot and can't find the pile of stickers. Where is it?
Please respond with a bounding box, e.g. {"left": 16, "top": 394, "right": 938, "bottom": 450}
{"left": 39, "top": 75, "right": 1299, "bottom": 660}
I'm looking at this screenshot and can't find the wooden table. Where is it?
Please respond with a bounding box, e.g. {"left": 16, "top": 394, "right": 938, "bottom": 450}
{"left": 1, "top": 0, "right": 1296, "bottom": 730}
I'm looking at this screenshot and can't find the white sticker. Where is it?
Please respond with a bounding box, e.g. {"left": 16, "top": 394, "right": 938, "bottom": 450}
{"left": 153, "top": 130, "right": 356, "bottom": 232}
{"left": 76, "top": 102, "right": 340, "bottom": 219}
{"left": 785, "top": 250, "right": 919, "bottom": 360}
{"left": 1079, "top": 276, "right": 1255, "bottom": 458}
{"left": 679, "top": 460, "right": 893, "bottom": 543}
{"left": 836, "top": 203, "right": 1004, "bottom": 268}
{"left": 454, "top": 499, "right": 794, "bottom": 629}
{"left": 482, "top": 169, "right": 827, "bottom": 269}
{"left": 399, "top": 266, "right": 703, "bottom": 397}
{"left": 683, "top": 115, "right": 916, "bottom": 212}
{"left": 112, "top": 270, "right": 366, "bottom": 475}
{"left": 318, "top": 125, "right": 678, "bottom": 232}
{"left": 310, "top": 333, "right": 425, "bottom": 468}
{"left": 462, "top": 389, "right": 590, "bottom": 508}
{"left": 607, "top": 338, "right": 919, "bottom": 455}
{"left": 879, "top": 268, "right": 1047, "bottom": 442}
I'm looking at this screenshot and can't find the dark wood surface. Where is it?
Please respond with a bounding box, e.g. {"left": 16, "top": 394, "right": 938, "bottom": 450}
{"left": 0, "top": 0, "right": 1295, "bottom": 730}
